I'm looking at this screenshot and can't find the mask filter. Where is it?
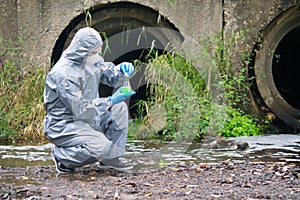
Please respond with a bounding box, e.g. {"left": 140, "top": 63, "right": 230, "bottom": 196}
{"left": 85, "top": 54, "right": 104, "bottom": 67}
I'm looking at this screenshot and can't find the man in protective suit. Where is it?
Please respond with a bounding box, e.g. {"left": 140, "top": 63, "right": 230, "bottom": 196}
{"left": 44, "top": 27, "right": 135, "bottom": 173}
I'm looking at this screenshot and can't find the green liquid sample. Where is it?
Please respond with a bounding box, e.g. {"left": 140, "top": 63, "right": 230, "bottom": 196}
{"left": 120, "top": 87, "right": 132, "bottom": 94}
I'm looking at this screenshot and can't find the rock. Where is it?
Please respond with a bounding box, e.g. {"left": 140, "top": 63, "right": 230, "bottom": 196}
{"left": 236, "top": 142, "right": 249, "bottom": 150}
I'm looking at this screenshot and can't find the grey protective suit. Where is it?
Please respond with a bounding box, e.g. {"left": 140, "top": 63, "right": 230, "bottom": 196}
{"left": 44, "top": 27, "right": 128, "bottom": 169}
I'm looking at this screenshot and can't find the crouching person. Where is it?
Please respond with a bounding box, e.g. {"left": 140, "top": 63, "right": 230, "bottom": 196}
{"left": 43, "top": 27, "right": 135, "bottom": 173}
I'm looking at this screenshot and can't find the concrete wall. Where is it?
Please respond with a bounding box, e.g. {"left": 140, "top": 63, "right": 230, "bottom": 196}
{"left": 223, "top": 0, "right": 299, "bottom": 62}
{"left": 0, "top": 0, "right": 18, "bottom": 62}
{"left": 0, "top": 0, "right": 296, "bottom": 65}
{"left": 1, "top": 0, "right": 223, "bottom": 66}
{"left": 16, "top": 0, "right": 84, "bottom": 66}
{"left": 0, "top": 0, "right": 18, "bottom": 40}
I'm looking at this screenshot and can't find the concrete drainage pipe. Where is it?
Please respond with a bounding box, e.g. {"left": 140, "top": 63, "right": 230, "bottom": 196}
{"left": 255, "top": 6, "right": 300, "bottom": 130}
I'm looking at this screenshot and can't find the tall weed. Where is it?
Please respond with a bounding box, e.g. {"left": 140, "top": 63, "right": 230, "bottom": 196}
{"left": 130, "top": 53, "right": 211, "bottom": 141}
{"left": 209, "top": 31, "right": 262, "bottom": 137}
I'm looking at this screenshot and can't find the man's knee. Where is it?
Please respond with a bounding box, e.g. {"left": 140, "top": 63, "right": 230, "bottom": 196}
{"left": 112, "top": 101, "right": 128, "bottom": 115}
{"left": 111, "top": 102, "right": 128, "bottom": 127}
{"left": 92, "top": 140, "right": 112, "bottom": 160}
{"left": 112, "top": 102, "right": 128, "bottom": 120}
{"left": 82, "top": 133, "right": 112, "bottom": 160}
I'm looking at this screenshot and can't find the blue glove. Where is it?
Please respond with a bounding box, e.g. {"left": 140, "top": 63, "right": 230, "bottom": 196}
{"left": 119, "top": 62, "right": 134, "bottom": 77}
{"left": 108, "top": 87, "right": 136, "bottom": 104}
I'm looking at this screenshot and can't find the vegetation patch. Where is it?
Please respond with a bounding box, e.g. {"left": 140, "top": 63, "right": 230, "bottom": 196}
{"left": 129, "top": 30, "right": 263, "bottom": 141}
{"left": 0, "top": 36, "right": 46, "bottom": 144}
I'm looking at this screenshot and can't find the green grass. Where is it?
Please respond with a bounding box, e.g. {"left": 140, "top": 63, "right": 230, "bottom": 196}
{"left": 0, "top": 36, "right": 47, "bottom": 144}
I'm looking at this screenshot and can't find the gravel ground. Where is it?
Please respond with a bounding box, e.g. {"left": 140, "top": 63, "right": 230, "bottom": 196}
{"left": 1, "top": 161, "right": 299, "bottom": 199}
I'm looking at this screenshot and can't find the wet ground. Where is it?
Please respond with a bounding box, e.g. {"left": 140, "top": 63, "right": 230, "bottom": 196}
{"left": 0, "top": 134, "right": 300, "bottom": 199}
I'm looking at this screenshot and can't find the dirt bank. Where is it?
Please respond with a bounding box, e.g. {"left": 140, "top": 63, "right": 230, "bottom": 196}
{"left": 1, "top": 161, "right": 299, "bottom": 199}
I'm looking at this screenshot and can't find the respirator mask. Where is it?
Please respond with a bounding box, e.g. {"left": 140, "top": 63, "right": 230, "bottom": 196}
{"left": 85, "top": 46, "right": 104, "bottom": 67}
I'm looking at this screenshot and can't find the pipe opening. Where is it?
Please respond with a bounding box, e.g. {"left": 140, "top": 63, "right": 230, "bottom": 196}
{"left": 272, "top": 26, "right": 300, "bottom": 109}
{"left": 254, "top": 6, "right": 300, "bottom": 130}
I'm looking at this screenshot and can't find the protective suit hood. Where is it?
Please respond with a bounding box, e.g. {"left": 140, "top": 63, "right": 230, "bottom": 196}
{"left": 63, "top": 27, "right": 103, "bottom": 66}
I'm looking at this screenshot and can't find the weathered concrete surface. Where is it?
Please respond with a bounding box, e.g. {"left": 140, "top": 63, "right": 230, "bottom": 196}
{"left": 0, "top": 0, "right": 297, "bottom": 66}
{"left": 0, "top": 0, "right": 18, "bottom": 42}
{"left": 0, "top": 0, "right": 18, "bottom": 62}
{"left": 225, "top": 0, "right": 284, "bottom": 35}
{"left": 16, "top": 0, "right": 84, "bottom": 67}
{"left": 223, "top": 0, "right": 299, "bottom": 68}
{"left": 1, "top": 0, "right": 223, "bottom": 67}
{"left": 223, "top": 0, "right": 299, "bottom": 58}
{"left": 0, "top": 0, "right": 298, "bottom": 65}
{"left": 0, "top": 0, "right": 297, "bottom": 67}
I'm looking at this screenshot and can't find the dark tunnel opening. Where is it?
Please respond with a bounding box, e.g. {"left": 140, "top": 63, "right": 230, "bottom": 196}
{"left": 272, "top": 26, "right": 300, "bottom": 109}
{"left": 99, "top": 47, "right": 165, "bottom": 118}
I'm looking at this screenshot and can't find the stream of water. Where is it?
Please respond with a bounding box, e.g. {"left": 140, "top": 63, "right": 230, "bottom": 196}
{"left": 0, "top": 134, "right": 299, "bottom": 170}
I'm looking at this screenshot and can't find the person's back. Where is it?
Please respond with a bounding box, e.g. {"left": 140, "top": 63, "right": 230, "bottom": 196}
{"left": 44, "top": 59, "right": 74, "bottom": 131}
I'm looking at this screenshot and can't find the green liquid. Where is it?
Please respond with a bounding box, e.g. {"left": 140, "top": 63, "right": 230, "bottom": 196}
{"left": 120, "top": 87, "right": 132, "bottom": 94}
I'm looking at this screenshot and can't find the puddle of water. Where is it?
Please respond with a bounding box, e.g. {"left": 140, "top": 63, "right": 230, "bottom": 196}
{"left": 0, "top": 143, "right": 53, "bottom": 167}
{"left": 0, "top": 134, "right": 299, "bottom": 170}
{"left": 231, "top": 134, "right": 300, "bottom": 164}
{"left": 127, "top": 134, "right": 300, "bottom": 169}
